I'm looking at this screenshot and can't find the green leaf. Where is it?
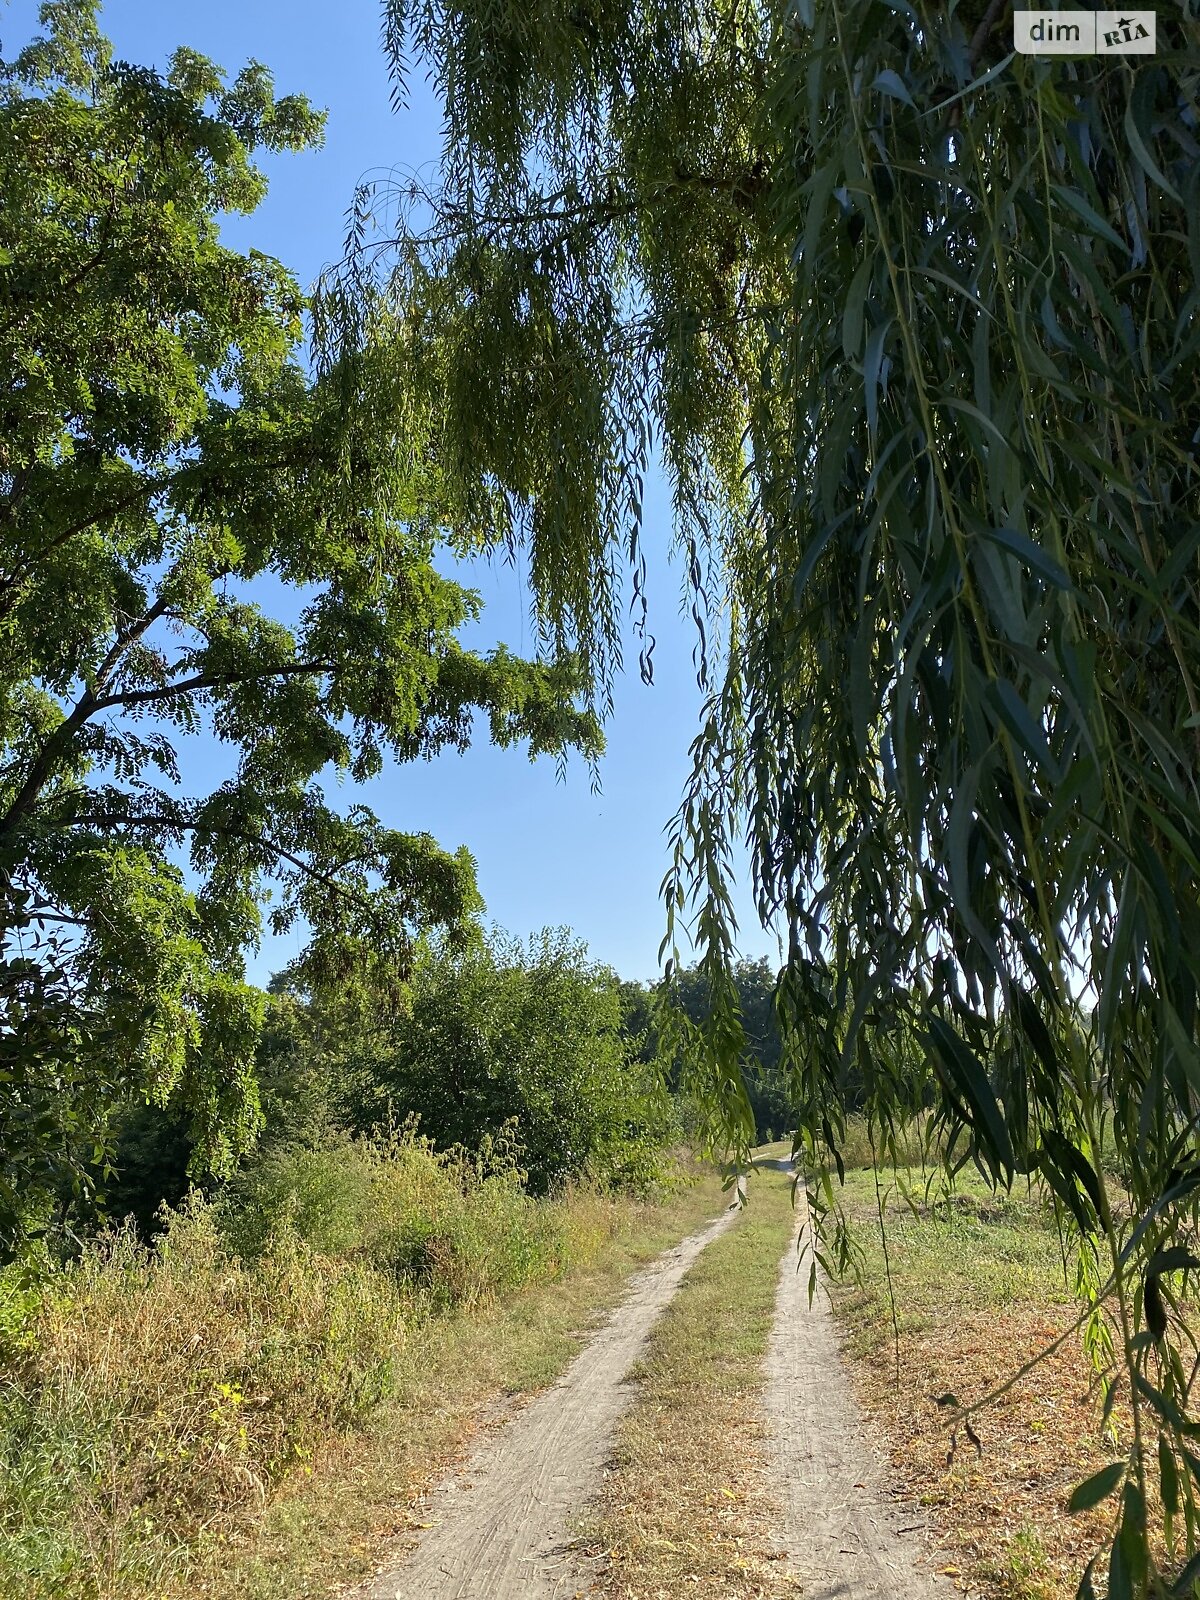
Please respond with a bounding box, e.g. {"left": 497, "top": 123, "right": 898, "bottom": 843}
{"left": 1116, "top": 1483, "right": 1148, "bottom": 1594}
{"left": 1134, "top": 1371, "right": 1186, "bottom": 1428}
{"left": 793, "top": 514, "right": 848, "bottom": 604}
{"left": 1168, "top": 1548, "right": 1200, "bottom": 1597}
{"left": 862, "top": 316, "right": 893, "bottom": 438}
{"left": 849, "top": 602, "right": 877, "bottom": 757}
{"left": 872, "top": 69, "right": 914, "bottom": 108}
{"left": 1041, "top": 1128, "right": 1103, "bottom": 1218}
{"left": 1073, "top": 1558, "right": 1098, "bottom": 1600}
{"left": 981, "top": 527, "right": 1072, "bottom": 591}
{"left": 938, "top": 395, "right": 1020, "bottom": 463}
{"left": 1069, "top": 1460, "right": 1125, "bottom": 1513}
{"left": 1124, "top": 73, "right": 1182, "bottom": 202}
{"left": 799, "top": 158, "right": 841, "bottom": 284}
{"left": 927, "top": 1017, "right": 1014, "bottom": 1175}
{"left": 1011, "top": 988, "right": 1058, "bottom": 1086}
{"left": 986, "top": 679, "right": 1056, "bottom": 778}
{"left": 1050, "top": 184, "right": 1128, "bottom": 252}
{"left": 1108, "top": 1535, "right": 1133, "bottom": 1600}
{"left": 1161, "top": 1437, "right": 1180, "bottom": 1518}
{"left": 1182, "top": 1445, "right": 1200, "bottom": 1492}
{"left": 842, "top": 256, "right": 872, "bottom": 360}
{"left": 1146, "top": 1246, "right": 1200, "bottom": 1278}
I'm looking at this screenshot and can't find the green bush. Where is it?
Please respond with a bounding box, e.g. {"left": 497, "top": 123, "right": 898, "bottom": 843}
{"left": 219, "top": 1125, "right": 587, "bottom": 1308}
{"left": 82, "top": 991, "right": 346, "bottom": 1243}
{"left": 347, "top": 929, "right": 678, "bottom": 1194}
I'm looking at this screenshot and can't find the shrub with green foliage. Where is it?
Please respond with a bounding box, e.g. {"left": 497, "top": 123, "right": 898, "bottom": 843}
{"left": 85, "top": 933, "right": 680, "bottom": 1238}
{"left": 218, "top": 1124, "right": 587, "bottom": 1307}
{"left": 349, "top": 930, "right": 678, "bottom": 1193}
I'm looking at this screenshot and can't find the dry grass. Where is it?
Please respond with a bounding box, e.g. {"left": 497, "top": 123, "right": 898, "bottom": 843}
{"left": 827, "top": 1170, "right": 1121, "bottom": 1600}
{"left": 580, "top": 1163, "right": 802, "bottom": 1600}
{"left": 157, "top": 1160, "right": 728, "bottom": 1600}
{"left": 0, "top": 1138, "right": 726, "bottom": 1600}
{"left": 830, "top": 1114, "right": 936, "bottom": 1173}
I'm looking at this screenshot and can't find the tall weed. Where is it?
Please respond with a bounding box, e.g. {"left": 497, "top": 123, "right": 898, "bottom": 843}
{"left": 0, "top": 1128, "right": 657, "bottom": 1598}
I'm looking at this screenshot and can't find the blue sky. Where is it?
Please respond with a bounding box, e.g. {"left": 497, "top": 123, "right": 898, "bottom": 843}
{"left": 3, "top": 0, "right": 782, "bottom": 984}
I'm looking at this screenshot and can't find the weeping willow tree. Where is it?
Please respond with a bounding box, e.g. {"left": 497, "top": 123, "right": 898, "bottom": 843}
{"left": 322, "top": 0, "right": 1200, "bottom": 1587}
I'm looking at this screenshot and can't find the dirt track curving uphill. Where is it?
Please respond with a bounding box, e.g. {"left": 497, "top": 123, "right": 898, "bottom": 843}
{"left": 358, "top": 1202, "right": 740, "bottom": 1600}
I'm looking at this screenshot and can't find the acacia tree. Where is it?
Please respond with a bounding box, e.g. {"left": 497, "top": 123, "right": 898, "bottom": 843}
{"left": 331, "top": 0, "right": 1200, "bottom": 1587}
{"left": 0, "top": 0, "right": 601, "bottom": 1251}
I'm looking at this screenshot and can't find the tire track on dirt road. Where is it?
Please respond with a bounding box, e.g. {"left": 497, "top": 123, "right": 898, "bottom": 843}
{"left": 358, "top": 1201, "right": 740, "bottom": 1600}
{"left": 763, "top": 1170, "right": 952, "bottom": 1600}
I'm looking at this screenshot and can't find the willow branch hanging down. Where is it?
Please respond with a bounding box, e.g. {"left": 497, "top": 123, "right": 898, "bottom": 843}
{"left": 326, "top": 0, "right": 1200, "bottom": 1587}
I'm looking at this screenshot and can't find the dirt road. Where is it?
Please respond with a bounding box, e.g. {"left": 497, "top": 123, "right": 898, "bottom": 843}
{"left": 763, "top": 1177, "right": 951, "bottom": 1599}
{"left": 359, "top": 1202, "right": 740, "bottom": 1600}
{"left": 359, "top": 1164, "right": 949, "bottom": 1600}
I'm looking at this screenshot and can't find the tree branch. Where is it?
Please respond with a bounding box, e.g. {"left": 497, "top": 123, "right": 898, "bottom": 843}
{"left": 91, "top": 659, "right": 337, "bottom": 712}
{"left": 61, "top": 808, "right": 378, "bottom": 912}
{"left": 0, "top": 474, "right": 180, "bottom": 619}
{"left": 91, "top": 591, "right": 178, "bottom": 696}
{"left": 0, "top": 603, "right": 334, "bottom": 838}
{"left": 0, "top": 439, "right": 314, "bottom": 623}
{"left": 967, "top": 0, "right": 1009, "bottom": 69}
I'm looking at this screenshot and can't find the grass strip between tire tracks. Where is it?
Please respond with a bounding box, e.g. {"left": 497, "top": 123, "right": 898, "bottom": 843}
{"left": 580, "top": 1162, "right": 802, "bottom": 1600}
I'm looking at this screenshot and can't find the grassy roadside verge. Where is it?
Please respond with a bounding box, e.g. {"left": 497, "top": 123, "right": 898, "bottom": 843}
{"left": 827, "top": 1165, "right": 1117, "bottom": 1600}
{"left": 0, "top": 1137, "right": 727, "bottom": 1600}
{"left": 581, "top": 1162, "right": 800, "bottom": 1600}
{"left": 165, "top": 1161, "right": 728, "bottom": 1600}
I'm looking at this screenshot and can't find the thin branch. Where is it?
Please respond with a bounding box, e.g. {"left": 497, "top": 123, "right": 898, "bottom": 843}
{"left": 91, "top": 659, "right": 337, "bottom": 713}
{"left": 62, "top": 809, "right": 375, "bottom": 910}
{"left": 0, "top": 611, "right": 335, "bottom": 837}
{"left": 91, "top": 591, "right": 177, "bottom": 696}
{"left": 0, "top": 474, "right": 179, "bottom": 617}
{"left": 348, "top": 163, "right": 768, "bottom": 269}
{"left": 966, "top": 0, "right": 1009, "bottom": 68}
{"left": 0, "top": 440, "right": 313, "bottom": 621}
{"left": 0, "top": 192, "right": 122, "bottom": 344}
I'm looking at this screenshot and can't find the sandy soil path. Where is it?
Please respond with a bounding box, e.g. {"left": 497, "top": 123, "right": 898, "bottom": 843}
{"left": 360, "top": 1202, "right": 739, "bottom": 1600}
{"left": 762, "top": 1170, "right": 952, "bottom": 1600}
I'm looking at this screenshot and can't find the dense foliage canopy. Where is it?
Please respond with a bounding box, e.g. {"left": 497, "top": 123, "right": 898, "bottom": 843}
{"left": 330, "top": 0, "right": 1200, "bottom": 1587}
{"left": 337, "top": 928, "right": 678, "bottom": 1192}
{"left": 101, "top": 929, "right": 679, "bottom": 1226}
{"left": 0, "top": 0, "right": 601, "bottom": 1251}
{"left": 622, "top": 956, "right": 795, "bottom": 1139}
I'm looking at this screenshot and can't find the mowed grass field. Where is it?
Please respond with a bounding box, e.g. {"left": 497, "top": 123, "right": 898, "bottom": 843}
{"left": 827, "top": 1158, "right": 1121, "bottom": 1600}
